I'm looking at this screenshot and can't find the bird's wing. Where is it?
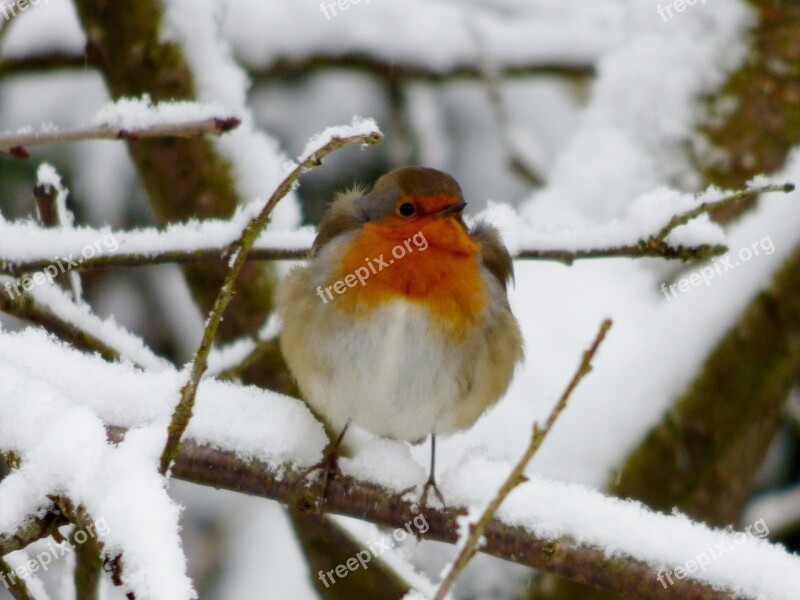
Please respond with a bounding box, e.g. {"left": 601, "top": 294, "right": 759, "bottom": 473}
{"left": 470, "top": 221, "right": 515, "bottom": 291}
{"left": 311, "top": 188, "right": 368, "bottom": 257}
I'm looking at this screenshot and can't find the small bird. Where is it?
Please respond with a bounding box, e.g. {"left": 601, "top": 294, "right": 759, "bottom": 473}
{"left": 278, "top": 166, "right": 523, "bottom": 509}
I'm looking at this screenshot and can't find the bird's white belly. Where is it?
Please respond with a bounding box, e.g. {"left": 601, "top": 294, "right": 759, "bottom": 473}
{"left": 308, "top": 300, "right": 465, "bottom": 441}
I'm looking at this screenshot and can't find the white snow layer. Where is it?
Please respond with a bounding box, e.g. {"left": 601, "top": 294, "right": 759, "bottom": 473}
{"left": 0, "top": 328, "right": 327, "bottom": 599}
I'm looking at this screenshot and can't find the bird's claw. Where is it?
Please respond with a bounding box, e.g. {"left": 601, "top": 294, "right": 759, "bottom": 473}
{"left": 293, "top": 449, "right": 341, "bottom": 513}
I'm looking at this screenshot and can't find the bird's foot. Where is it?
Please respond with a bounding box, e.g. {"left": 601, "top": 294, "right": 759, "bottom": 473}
{"left": 401, "top": 476, "right": 446, "bottom": 518}
{"left": 420, "top": 475, "right": 446, "bottom": 514}
{"left": 293, "top": 448, "right": 341, "bottom": 514}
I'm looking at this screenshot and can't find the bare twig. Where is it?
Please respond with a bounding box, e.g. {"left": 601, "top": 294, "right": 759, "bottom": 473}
{"left": 0, "top": 116, "right": 241, "bottom": 158}
{"left": 654, "top": 182, "right": 795, "bottom": 242}
{"left": 157, "top": 127, "right": 384, "bottom": 475}
{"left": 433, "top": 319, "right": 612, "bottom": 600}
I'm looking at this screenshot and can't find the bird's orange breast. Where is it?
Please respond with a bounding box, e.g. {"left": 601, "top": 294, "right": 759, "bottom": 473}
{"left": 333, "top": 218, "right": 487, "bottom": 331}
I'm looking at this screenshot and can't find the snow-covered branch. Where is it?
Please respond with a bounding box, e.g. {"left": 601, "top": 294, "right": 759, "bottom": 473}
{"left": 0, "top": 97, "right": 240, "bottom": 158}
{"left": 0, "top": 181, "right": 792, "bottom": 278}
{"left": 108, "top": 429, "right": 791, "bottom": 600}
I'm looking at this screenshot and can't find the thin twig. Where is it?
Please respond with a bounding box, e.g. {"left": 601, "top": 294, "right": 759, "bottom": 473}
{"left": 157, "top": 127, "right": 384, "bottom": 475}
{"left": 0, "top": 116, "right": 241, "bottom": 158}
{"left": 433, "top": 319, "right": 613, "bottom": 600}
{"left": 654, "top": 182, "right": 795, "bottom": 242}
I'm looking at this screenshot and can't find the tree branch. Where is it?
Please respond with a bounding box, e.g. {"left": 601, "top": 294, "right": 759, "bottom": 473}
{"left": 102, "top": 428, "right": 738, "bottom": 600}
{"left": 0, "top": 287, "right": 122, "bottom": 362}
{"left": 0, "top": 51, "right": 85, "bottom": 79}
{"left": 0, "top": 116, "right": 241, "bottom": 158}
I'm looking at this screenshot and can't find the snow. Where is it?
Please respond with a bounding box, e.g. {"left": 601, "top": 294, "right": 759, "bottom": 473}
{"left": 91, "top": 96, "right": 232, "bottom": 130}
{"left": 0, "top": 209, "right": 315, "bottom": 267}
{"left": 4, "top": 549, "right": 52, "bottom": 600}
{"left": 206, "top": 314, "right": 280, "bottom": 377}
{"left": 222, "top": 1, "right": 621, "bottom": 74}
{"left": 0, "top": 327, "right": 327, "bottom": 467}
{"left": 0, "top": 359, "right": 194, "bottom": 600}
{"left": 341, "top": 439, "right": 426, "bottom": 493}
{"left": 0, "top": 97, "right": 237, "bottom": 144}
{"left": 0, "top": 327, "right": 327, "bottom": 596}
{"left": 298, "top": 116, "right": 381, "bottom": 163}
{"left": 29, "top": 282, "right": 169, "bottom": 371}
{"left": 0, "top": 0, "right": 85, "bottom": 58}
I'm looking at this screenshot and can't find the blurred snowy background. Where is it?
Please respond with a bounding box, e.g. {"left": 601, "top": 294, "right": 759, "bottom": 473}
{"left": 2, "top": 0, "right": 800, "bottom": 598}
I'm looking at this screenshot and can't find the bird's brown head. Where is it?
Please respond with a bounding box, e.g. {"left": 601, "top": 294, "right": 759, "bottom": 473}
{"left": 356, "top": 166, "right": 467, "bottom": 226}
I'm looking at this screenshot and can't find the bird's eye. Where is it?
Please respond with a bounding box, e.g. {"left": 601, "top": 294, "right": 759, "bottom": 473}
{"left": 398, "top": 202, "right": 416, "bottom": 217}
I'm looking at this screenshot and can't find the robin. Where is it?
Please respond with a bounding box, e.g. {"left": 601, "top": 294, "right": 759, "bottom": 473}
{"left": 278, "top": 166, "right": 523, "bottom": 509}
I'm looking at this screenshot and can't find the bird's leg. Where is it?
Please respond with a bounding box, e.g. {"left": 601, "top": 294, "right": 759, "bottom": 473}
{"left": 401, "top": 434, "right": 446, "bottom": 515}
{"left": 420, "top": 433, "right": 446, "bottom": 512}
{"left": 294, "top": 421, "right": 350, "bottom": 512}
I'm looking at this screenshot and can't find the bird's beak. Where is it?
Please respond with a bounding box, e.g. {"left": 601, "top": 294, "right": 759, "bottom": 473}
{"left": 435, "top": 200, "right": 467, "bottom": 218}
